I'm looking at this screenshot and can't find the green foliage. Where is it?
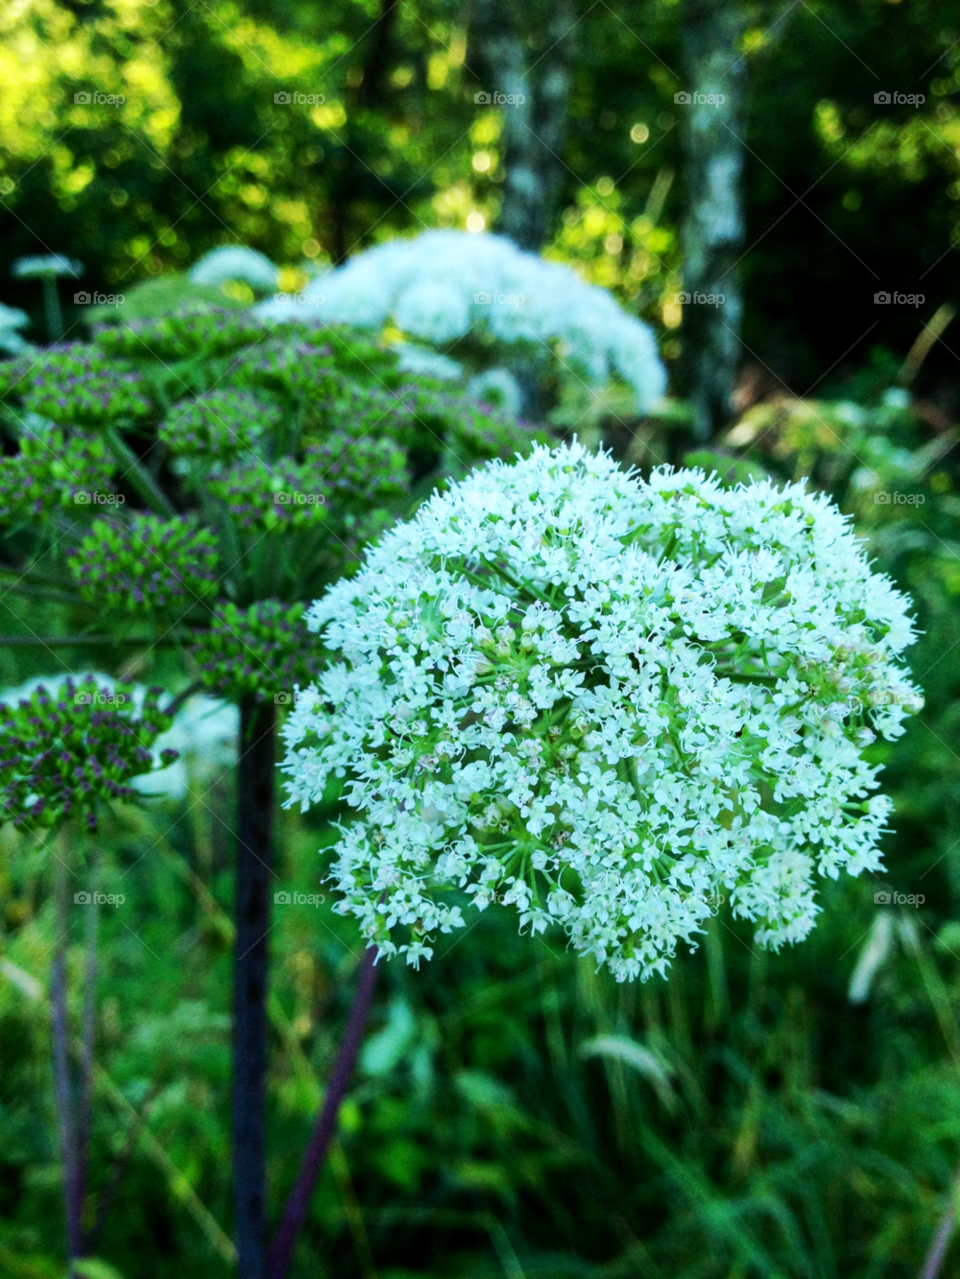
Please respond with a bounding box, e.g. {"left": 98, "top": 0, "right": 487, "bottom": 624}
{"left": 0, "top": 305, "right": 541, "bottom": 696}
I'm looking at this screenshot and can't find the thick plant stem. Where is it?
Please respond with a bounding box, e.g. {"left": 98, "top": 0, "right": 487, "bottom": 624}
{"left": 51, "top": 854, "right": 83, "bottom": 1272}
{"left": 234, "top": 697, "right": 276, "bottom": 1279}
{"left": 268, "top": 946, "right": 380, "bottom": 1279}
{"left": 104, "top": 426, "right": 178, "bottom": 517}
{"left": 42, "top": 275, "right": 63, "bottom": 343}
{"left": 920, "top": 1174, "right": 960, "bottom": 1279}
{"left": 76, "top": 858, "right": 99, "bottom": 1234}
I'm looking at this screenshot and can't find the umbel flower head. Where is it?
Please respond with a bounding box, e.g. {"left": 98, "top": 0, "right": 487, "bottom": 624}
{"left": 0, "top": 677, "right": 177, "bottom": 832}
{"left": 67, "top": 515, "right": 220, "bottom": 612}
{"left": 189, "top": 246, "right": 279, "bottom": 293}
{"left": 282, "top": 443, "right": 923, "bottom": 981}
{"left": 192, "top": 600, "right": 323, "bottom": 702}
{"left": 259, "top": 230, "right": 667, "bottom": 413}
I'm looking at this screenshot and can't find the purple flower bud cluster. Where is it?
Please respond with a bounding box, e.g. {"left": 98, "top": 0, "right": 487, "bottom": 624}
{"left": 300, "top": 375, "right": 417, "bottom": 444}
{"left": 206, "top": 458, "right": 331, "bottom": 531}
{"left": 161, "top": 389, "right": 280, "bottom": 459}
{"left": 94, "top": 307, "right": 268, "bottom": 360}
{"left": 0, "top": 678, "right": 176, "bottom": 832}
{"left": 305, "top": 431, "right": 408, "bottom": 505}
{"left": 67, "top": 514, "right": 220, "bottom": 612}
{"left": 228, "top": 338, "right": 342, "bottom": 399}
{"left": 18, "top": 344, "right": 152, "bottom": 424}
{"left": 0, "top": 429, "right": 116, "bottom": 521}
{"left": 191, "top": 600, "right": 323, "bottom": 701}
{"left": 451, "top": 400, "right": 545, "bottom": 461}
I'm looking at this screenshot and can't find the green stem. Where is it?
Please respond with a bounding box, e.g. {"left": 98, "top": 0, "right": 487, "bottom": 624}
{"left": 42, "top": 276, "right": 63, "bottom": 344}
{"left": 164, "top": 679, "right": 206, "bottom": 717}
{"left": 104, "top": 427, "right": 177, "bottom": 518}
{"left": 719, "top": 671, "right": 779, "bottom": 686}
{"left": 0, "top": 633, "right": 190, "bottom": 647}
{"left": 0, "top": 564, "right": 79, "bottom": 590}
{"left": 0, "top": 581, "right": 89, "bottom": 606}
{"left": 51, "top": 851, "right": 83, "bottom": 1272}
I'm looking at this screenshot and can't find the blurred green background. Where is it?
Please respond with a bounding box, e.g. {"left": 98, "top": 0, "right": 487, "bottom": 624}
{"left": 3, "top": 1, "right": 960, "bottom": 1277}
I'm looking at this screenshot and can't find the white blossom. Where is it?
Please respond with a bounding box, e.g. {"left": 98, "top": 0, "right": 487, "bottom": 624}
{"left": 257, "top": 230, "right": 666, "bottom": 411}
{"left": 12, "top": 255, "right": 83, "bottom": 279}
{"left": 0, "top": 303, "right": 29, "bottom": 354}
{"left": 190, "top": 246, "right": 278, "bottom": 292}
{"left": 281, "top": 443, "right": 922, "bottom": 981}
{"left": 465, "top": 367, "right": 524, "bottom": 415}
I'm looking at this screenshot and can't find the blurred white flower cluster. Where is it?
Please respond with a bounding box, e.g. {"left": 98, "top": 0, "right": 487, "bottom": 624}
{"left": 258, "top": 230, "right": 666, "bottom": 413}
{"left": 281, "top": 443, "right": 922, "bottom": 981}
{"left": 0, "top": 303, "right": 29, "bottom": 354}
{"left": 134, "top": 694, "right": 238, "bottom": 798}
{"left": 190, "top": 246, "right": 279, "bottom": 293}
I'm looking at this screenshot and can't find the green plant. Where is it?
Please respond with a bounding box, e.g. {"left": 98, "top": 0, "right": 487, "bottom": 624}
{"left": 0, "top": 303, "right": 542, "bottom": 1279}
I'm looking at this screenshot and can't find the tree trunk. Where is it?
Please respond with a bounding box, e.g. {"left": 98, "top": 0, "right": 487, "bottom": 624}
{"left": 679, "top": 0, "right": 748, "bottom": 440}
{"left": 234, "top": 697, "right": 276, "bottom": 1279}
{"left": 470, "top": 0, "right": 574, "bottom": 252}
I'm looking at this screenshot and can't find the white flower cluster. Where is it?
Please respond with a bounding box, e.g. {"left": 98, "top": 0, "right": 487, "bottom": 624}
{"left": 257, "top": 230, "right": 667, "bottom": 412}
{"left": 0, "top": 303, "right": 29, "bottom": 354}
{"left": 190, "top": 246, "right": 278, "bottom": 292}
{"left": 281, "top": 443, "right": 922, "bottom": 981}
{"left": 12, "top": 255, "right": 83, "bottom": 279}
{"left": 134, "top": 695, "right": 238, "bottom": 800}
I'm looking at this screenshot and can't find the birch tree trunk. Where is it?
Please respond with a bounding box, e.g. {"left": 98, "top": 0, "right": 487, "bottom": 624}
{"left": 679, "top": 0, "right": 748, "bottom": 440}
{"left": 470, "top": 0, "right": 575, "bottom": 252}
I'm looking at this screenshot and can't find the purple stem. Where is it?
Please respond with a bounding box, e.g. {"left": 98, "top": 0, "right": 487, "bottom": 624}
{"left": 268, "top": 946, "right": 380, "bottom": 1279}
{"left": 234, "top": 697, "right": 276, "bottom": 1279}
{"left": 76, "top": 866, "right": 99, "bottom": 1236}
{"left": 52, "top": 856, "right": 83, "bottom": 1272}
{"left": 920, "top": 1180, "right": 960, "bottom": 1279}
